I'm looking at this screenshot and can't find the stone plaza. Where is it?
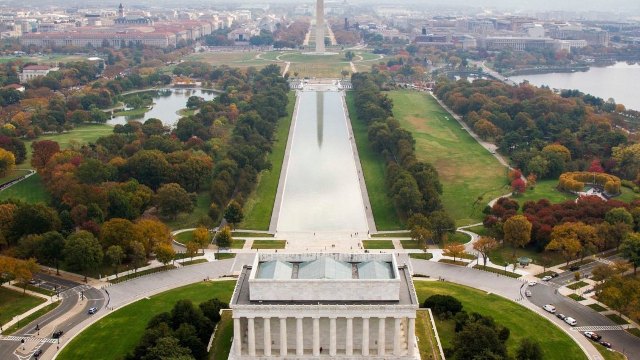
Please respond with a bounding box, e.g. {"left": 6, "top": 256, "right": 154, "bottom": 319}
{"left": 229, "top": 253, "right": 419, "bottom": 359}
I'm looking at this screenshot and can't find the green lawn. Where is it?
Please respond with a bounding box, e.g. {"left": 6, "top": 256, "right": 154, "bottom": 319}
{"left": 231, "top": 232, "right": 274, "bottom": 238}
{"left": 587, "top": 303, "right": 608, "bottom": 312}
{"left": 0, "top": 173, "right": 50, "bottom": 203}
{"left": 0, "top": 287, "right": 46, "bottom": 326}
{"left": 400, "top": 240, "right": 422, "bottom": 249}
{"left": 362, "top": 240, "right": 394, "bottom": 249}
{"left": 3, "top": 300, "right": 60, "bottom": 335}
{"left": 174, "top": 230, "right": 195, "bottom": 244}
{"left": 250, "top": 240, "right": 286, "bottom": 249}
{"left": 346, "top": 92, "right": 403, "bottom": 230}
{"left": 389, "top": 91, "right": 507, "bottom": 226}
{"left": 488, "top": 245, "right": 565, "bottom": 267}
{"left": 472, "top": 265, "right": 522, "bottom": 278}
{"left": 241, "top": 92, "right": 296, "bottom": 230}
{"left": 215, "top": 253, "right": 236, "bottom": 260}
{"left": 371, "top": 232, "right": 411, "bottom": 238}
{"left": 516, "top": 179, "right": 638, "bottom": 205}
{"left": 410, "top": 253, "right": 434, "bottom": 260}
{"left": 568, "top": 294, "right": 586, "bottom": 301}
{"left": 229, "top": 239, "right": 245, "bottom": 249}
{"left": 209, "top": 310, "right": 234, "bottom": 360}
{"left": 415, "top": 309, "right": 443, "bottom": 360}
{"left": 166, "top": 192, "right": 212, "bottom": 230}
{"left": 605, "top": 314, "right": 629, "bottom": 325}
{"left": 567, "top": 281, "right": 589, "bottom": 290}
{"left": 414, "top": 281, "right": 587, "bottom": 360}
{"left": 58, "top": 281, "right": 236, "bottom": 360}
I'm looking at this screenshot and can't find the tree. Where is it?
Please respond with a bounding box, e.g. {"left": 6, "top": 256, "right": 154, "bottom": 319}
{"left": 546, "top": 223, "right": 582, "bottom": 266}
{"left": 155, "top": 243, "right": 176, "bottom": 266}
{"left": 145, "top": 337, "right": 194, "bottom": 360}
{"left": 473, "top": 236, "right": 499, "bottom": 268}
{"left": 105, "top": 245, "right": 125, "bottom": 278}
{"left": 621, "top": 233, "right": 640, "bottom": 275}
{"left": 64, "top": 230, "right": 103, "bottom": 281}
{"left": 137, "top": 219, "right": 171, "bottom": 257}
{"left": 186, "top": 241, "right": 199, "bottom": 261}
{"left": 605, "top": 207, "right": 634, "bottom": 227}
{"left": 223, "top": 200, "right": 244, "bottom": 229}
{"left": 214, "top": 226, "right": 233, "bottom": 248}
{"left": 443, "top": 244, "right": 466, "bottom": 263}
{"left": 193, "top": 227, "right": 211, "bottom": 252}
{"left": 423, "top": 294, "right": 463, "bottom": 318}
{"left": 503, "top": 215, "right": 532, "bottom": 257}
{"left": 511, "top": 178, "right": 526, "bottom": 195}
{"left": 38, "top": 231, "right": 65, "bottom": 275}
{"left": 156, "top": 183, "right": 195, "bottom": 219}
{"left": 31, "top": 140, "right": 60, "bottom": 170}
{"left": 101, "top": 218, "right": 143, "bottom": 251}
{"left": 130, "top": 241, "right": 147, "bottom": 273}
{"left": 14, "top": 258, "right": 39, "bottom": 293}
{"left": 428, "top": 210, "right": 455, "bottom": 244}
{"left": 516, "top": 339, "right": 543, "bottom": 360}
{"left": 451, "top": 321, "right": 508, "bottom": 360}
{"left": 410, "top": 226, "right": 432, "bottom": 251}
{"left": 0, "top": 148, "right": 15, "bottom": 177}
{"left": 9, "top": 203, "right": 61, "bottom": 245}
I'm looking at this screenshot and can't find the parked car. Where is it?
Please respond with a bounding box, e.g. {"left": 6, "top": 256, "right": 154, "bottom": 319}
{"left": 564, "top": 317, "right": 577, "bottom": 326}
{"left": 543, "top": 304, "right": 556, "bottom": 313}
{"left": 525, "top": 290, "right": 532, "bottom": 297}
{"left": 33, "top": 349, "right": 42, "bottom": 358}
{"left": 556, "top": 313, "right": 566, "bottom": 320}
{"left": 541, "top": 275, "right": 553, "bottom": 281}
{"left": 52, "top": 330, "right": 63, "bottom": 339}
{"left": 584, "top": 331, "right": 602, "bottom": 341}
{"left": 600, "top": 341, "right": 612, "bottom": 348}
{"left": 528, "top": 281, "right": 537, "bottom": 286}
{"left": 552, "top": 272, "right": 560, "bottom": 278}
{"left": 88, "top": 307, "right": 97, "bottom": 315}
{"left": 569, "top": 265, "right": 580, "bottom": 271}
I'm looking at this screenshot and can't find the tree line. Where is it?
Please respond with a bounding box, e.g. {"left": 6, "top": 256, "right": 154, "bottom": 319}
{"left": 351, "top": 72, "right": 454, "bottom": 244}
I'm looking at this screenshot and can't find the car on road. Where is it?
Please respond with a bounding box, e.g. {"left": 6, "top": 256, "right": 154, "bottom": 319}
{"left": 564, "top": 317, "right": 577, "bottom": 326}
{"left": 525, "top": 290, "right": 532, "bottom": 297}
{"left": 584, "top": 331, "right": 602, "bottom": 341}
{"left": 542, "top": 275, "right": 553, "bottom": 281}
{"left": 556, "top": 313, "right": 566, "bottom": 320}
{"left": 88, "top": 307, "right": 97, "bottom": 315}
{"left": 52, "top": 330, "right": 63, "bottom": 338}
{"left": 600, "top": 341, "right": 612, "bottom": 348}
{"left": 528, "top": 281, "right": 537, "bottom": 286}
{"left": 569, "top": 265, "right": 580, "bottom": 271}
{"left": 33, "top": 349, "right": 42, "bottom": 358}
{"left": 543, "top": 304, "right": 556, "bottom": 313}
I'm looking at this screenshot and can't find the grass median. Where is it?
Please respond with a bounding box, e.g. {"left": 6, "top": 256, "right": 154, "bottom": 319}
{"left": 58, "top": 280, "right": 236, "bottom": 360}
{"left": 346, "top": 92, "right": 403, "bottom": 230}
{"left": 414, "top": 281, "right": 587, "bottom": 360}
{"left": 389, "top": 90, "right": 507, "bottom": 226}
{"left": 241, "top": 92, "right": 296, "bottom": 230}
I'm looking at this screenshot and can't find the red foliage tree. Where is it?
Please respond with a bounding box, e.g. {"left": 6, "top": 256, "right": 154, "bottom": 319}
{"left": 511, "top": 178, "right": 526, "bottom": 194}
{"left": 31, "top": 140, "right": 60, "bottom": 170}
{"left": 588, "top": 159, "right": 604, "bottom": 173}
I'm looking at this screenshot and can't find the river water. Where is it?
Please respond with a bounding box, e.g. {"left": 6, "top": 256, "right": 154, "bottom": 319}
{"left": 275, "top": 90, "right": 369, "bottom": 233}
{"left": 108, "top": 88, "right": 217, "bottom": 127}
{"left": 510, "top": 62, "right": 640, "bottom": 111}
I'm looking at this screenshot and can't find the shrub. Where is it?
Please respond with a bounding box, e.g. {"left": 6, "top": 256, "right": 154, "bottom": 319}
{"left": 423, "top": 294, "right": 463, "bottom": 317}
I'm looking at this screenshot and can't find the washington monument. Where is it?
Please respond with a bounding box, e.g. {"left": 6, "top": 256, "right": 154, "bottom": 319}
{"left": 316, "top": 0, "right": 325, "bottom": 53}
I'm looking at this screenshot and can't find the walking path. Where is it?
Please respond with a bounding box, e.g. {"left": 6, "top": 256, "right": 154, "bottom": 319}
{"left": 0, "top": 169, "right": 36, "bottom": 192}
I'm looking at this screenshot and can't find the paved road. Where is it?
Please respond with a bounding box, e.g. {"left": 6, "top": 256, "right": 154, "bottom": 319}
{"left": 0, "top": 277, "right": 105, "bottom": 360}
{"left": 550, "top": 254, "right": 623, "bottom": 287}
{"left": 528, "top": 282, "right": 640, "bottom": 359}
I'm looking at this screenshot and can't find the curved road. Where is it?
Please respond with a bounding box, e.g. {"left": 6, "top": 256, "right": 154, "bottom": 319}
{"left": 0, "top": 274, "right": 105, "bottom": 360}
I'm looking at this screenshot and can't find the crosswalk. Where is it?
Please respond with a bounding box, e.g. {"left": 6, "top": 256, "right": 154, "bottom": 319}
{"left": 571, "top": 325, "right": 624, "bottom": 332}
{"left": 0, "top": 335, "right": 58, "bottom": 344}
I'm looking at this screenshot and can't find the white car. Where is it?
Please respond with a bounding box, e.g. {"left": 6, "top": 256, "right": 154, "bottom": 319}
{"left": 541, "top": 275, "right": 553, "bottom": 281}
{"left": 565, "top": 317, "right": 577, "bottom": 326}
{"left": 528, "top": 281, "right": 537, "bottom": 286}
{"left": 543, "top": 304, "right": 556, "bottom": 313}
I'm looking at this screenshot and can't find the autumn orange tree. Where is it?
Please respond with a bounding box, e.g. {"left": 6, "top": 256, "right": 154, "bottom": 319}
{"left": 473, "top": 236, "right": 499, "bottom": 268}
{"left": 503, "top": 215, "right": 532, "bottom": 257}
{"left": 443, "top": 244, "right": 466, "bottom": 263}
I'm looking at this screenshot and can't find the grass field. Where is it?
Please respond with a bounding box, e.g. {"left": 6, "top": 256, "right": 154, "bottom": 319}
{"left": 588, "top": 303, "right": 608, "bottom": 312}
{"left": 362, "top": 240, "right": 394, "bottom": 249}
{"left": 185, "top": 52, "right": 269, "bottom": 69}
{"left": 414, "top": 281, "right": 587, "bottom": 360}
{"left": 23, "top": 124, "right": 114, "bottom": 165}
{"left": 174, "top": 230, "right": 195, "bottom": 244}
{"left": 415, "top": 309, "right": 442, "bottom": 360}
{"left": 166, "top": 192, "right": 211, "bottom": 230}
{"left": 488, "top": 244, "right": 566, "bottom": 267}
{"left": 389, "top": 91, "right": 508, "bottom": 226}
{"left": 0, "top": 173, "right": 50, "bottom": 203}
{"left": 251, "top": 240, "right": 286, "bottom": 249}
{"left": 410, "top": 253, "right": 434, "bottom": 260}
{"left": 209, "top": 310, "right": 234, "bottom": 360}
{"left": 241, "top": 92, "right": 296, "bottom": 230}
{"left": 346, "top": 92, "right": 403, "bottom": 230}
{"left": 58, "top": 281, "right": 236, "bottom": 360}
{"left": 0, "top": 287, "right": 46, "bottom": 327}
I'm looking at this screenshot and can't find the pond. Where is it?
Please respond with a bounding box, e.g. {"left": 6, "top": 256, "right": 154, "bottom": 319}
{"left": 108, "top": 88, "right": 217, "bottom": 127}
{"left": 275, "top": 90, "right": 369, "bottom": 233}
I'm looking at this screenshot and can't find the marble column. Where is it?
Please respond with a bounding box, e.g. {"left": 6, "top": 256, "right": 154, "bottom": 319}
{"left": 378, "top": 317, "right": 386, "bottom": 356}
{"left": 233, "top": 317, "right": 242, "bottom": 355}
{"left": 362, "top": 317, "right": 369, "bottom": 356}
{"left": 394, "top": 317, "right": 402, "bottom": 356}
{"left": 263, "top": 317, "right": 271, "bottom": 356}
{"left": 408, "top": 317, "right": 416, "bottom": 357}
{"left": 346, "top": 317, "right": 353, "bottom": 356}
{"left": 296, "top": 317, "right": 304, "bottom": 356}
{"left": 247, "top": 317, "right": 256, "bottom": 356}
{"left": 313, "top": 317, "right": 320, "bottom": 356}
{"left": 280, "top": 317, "right": 287, "bottom": 356}
{"left": 329, "top": 317, "right": 337, "bottom": 356}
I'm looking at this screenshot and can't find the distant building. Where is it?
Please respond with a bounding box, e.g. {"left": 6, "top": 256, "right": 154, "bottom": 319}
{"left": 549, "top": 25, "right": 609, "bottom": 46}
{"left": 114, "top": 3, "right": 153, "bottom": 26}
{"left": 19, "top": 65, "right": 58, "bottom": 83}
{"left": 480, "top": 36, "right": 556, "bottom": 51}
{"left": 229, "top": 253, "right": 419, "bottom": 359}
